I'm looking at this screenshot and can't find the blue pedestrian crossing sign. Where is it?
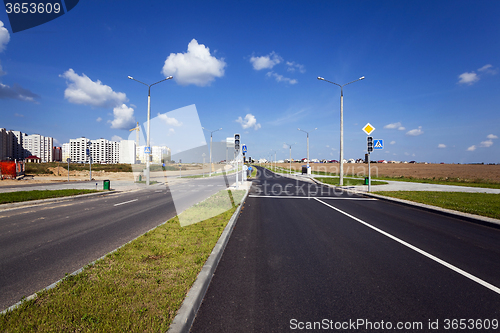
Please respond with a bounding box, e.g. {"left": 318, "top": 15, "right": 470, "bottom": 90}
{"left": 374, "top": 139, "right": 384, "bottom": 150}
{"left": 242, "top": 145, "right": 247, "bottom": 153}
{"left": 144, "top": 146, "right": 151, "bottom": 154}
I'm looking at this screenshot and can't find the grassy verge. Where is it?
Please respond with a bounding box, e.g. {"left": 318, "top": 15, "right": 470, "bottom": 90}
{"left": 316, "top": 177, "right": 388, "bottom": 186}
{"left": 375, "top": 191, "right": 500, "bottom": 219}
{"left": 0, "top": 189, "right": 101, "bottom": 204}
{"left": 134, "top": 181, "right": 159, "bottom": 185}
{"left": 0, "top": 190, "right": 245, "bottom": 332}
{"left": 372, "top": 176, "right": 500, "bottom": 189}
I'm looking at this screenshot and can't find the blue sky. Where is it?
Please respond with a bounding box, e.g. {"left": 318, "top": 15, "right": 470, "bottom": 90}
{"left": 1, "top": 0, "right": 499, "bottom": 163}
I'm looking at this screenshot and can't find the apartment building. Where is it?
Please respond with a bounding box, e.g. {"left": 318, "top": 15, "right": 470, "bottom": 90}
{"left": 62, "top": 143, "right": 70, "bottom": 162}
{"left": 24, "top": 134, "right": 53, "bottom": 163}
{"left": 69, "top": 137, "right": 121, "bottom": 164}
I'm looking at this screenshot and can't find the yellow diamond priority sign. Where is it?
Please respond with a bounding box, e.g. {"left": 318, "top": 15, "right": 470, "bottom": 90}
{"left": 362, "top": 123, "right": 375, "bottom": 135}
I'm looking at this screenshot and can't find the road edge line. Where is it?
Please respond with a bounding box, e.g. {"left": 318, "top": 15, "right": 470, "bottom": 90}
{"left": 167, "top": 186, "right": 250, "bottom": 333}
{"left": 313, "top": 197, "right": 500, "bottom": 295}
{"left": 311, "top": 178, "right": 500, "bottom": 228}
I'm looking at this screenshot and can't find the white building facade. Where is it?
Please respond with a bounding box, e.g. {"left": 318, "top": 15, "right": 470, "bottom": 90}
{"left": 24, "top": 134, "right": 53, "bottom": 162}
{"left": 69, "top": 137, "right": 121, "bottom": 164}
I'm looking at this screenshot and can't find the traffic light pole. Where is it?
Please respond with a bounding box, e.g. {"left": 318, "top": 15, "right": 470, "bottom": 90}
{"left": 368, "top": 152, "right": 371, "bottom": 193}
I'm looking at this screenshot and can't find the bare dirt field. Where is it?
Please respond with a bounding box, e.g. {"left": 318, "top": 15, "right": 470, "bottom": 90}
{"left": 0, "top": 163, "right": 225, "bottom": 186}
{"left": 272, "top": 163, "right": 500, "bottom": 182}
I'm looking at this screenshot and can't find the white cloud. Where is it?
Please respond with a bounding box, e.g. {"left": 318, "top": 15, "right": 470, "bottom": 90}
{"left": 162, "top": 39, "right": 226, "bottom": 86}
{"left": 96, "top": 117, "right": 102, "bottom": 122}
{"left": 157, "top": 113, "right": 182, "bottom": 127}
{"left": 438, "top": 144, "right": 446, "bottom": 148}
{"left": 111, "top": 135, "right": 123, "bottom": 141}
{"left": 487, "top": 134, "right": 498, "bottom": 139}
{"left": 250, "top": 52, "right": 282, "bottom": 70}
{"left": 384, "top": 122, "right": 405, "bottom": 130}
{"left": 0, "top": 82, "right": 39, "bottom": 102}
{"left": 286, "top": 61, "right": 306, "bottom": 73}
{"left": 467, "top": 145, "right": 476, "bottom": 151}
{"left": 60, "top": 69, "right": 127, "bottom": 107}
{"left": 478, "top": 64, "right": 498, "bottom": 75}
{"left": 458, "top": 72, "right": 479, "bottom": 85}
{"left": 0, "top": 21, "right": 10, "bottom": 52}
{"left": 266, "top": 71, "right": 298, "bottom": 84}
{"left": 406, "top": 126, "right": 423, "bottom": 136}
{"left": 236, "top": 113, "right": 261, "bottom": 130}
{"left": 109, "top": 104, "right": 135, "bottom": 130}
{"left": 390, "top": 141, "right": 396, "bottom": 145}
{"left": 384, "top": 122, "right": 401, "bottom": 129}
{"left": 479, "top": 140, "right": 493, "bottom": 148}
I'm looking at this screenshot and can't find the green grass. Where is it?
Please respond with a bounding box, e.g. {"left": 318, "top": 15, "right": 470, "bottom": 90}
{"left": 316, "top": 177, "right": 388, "bottom": 186}
{"left": 134, "top": 181, "right": 159, "bottom": 185}
{"left": 0, "top": 190, "right": 245, "bottom": 332}
{"left": 374, "top": 191, "right": 500, "bottom": 219}
{"left": 372, "top": 175, "right": 500, "bottom": 189}
{"left": 0, "top": 189, "right": 101, "bottom": 204}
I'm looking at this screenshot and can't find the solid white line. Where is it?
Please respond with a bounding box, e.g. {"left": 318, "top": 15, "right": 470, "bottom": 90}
{"left": 113, "top": 199, "right": 138, "bottom": 206}
{"left": 249, "top": 195, "right": 376, "bottom": 200}
{"left": 313, "top": 198, "right": 500, "bottom": 295}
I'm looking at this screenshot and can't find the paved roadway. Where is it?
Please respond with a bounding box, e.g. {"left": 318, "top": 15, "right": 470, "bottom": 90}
{"left": 191, "top": 166, "right": 500, "bottom": 332}
{"left": 0, "top": 172, "right": 240, "bottom": 312}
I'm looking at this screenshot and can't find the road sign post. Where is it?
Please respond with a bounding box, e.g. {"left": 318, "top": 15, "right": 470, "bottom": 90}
{"left": 363, "top": 124, "right": 375, "bottom": 192}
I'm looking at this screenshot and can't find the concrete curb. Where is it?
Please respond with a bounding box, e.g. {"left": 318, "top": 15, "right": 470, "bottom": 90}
{"left": 0, "top": 190, "right": 117, "bottom": 211}
{"left": 167, "top": 185, "right": 251, "bottom": 333}
{"left": 311, "top": 178, "right": 500, "bottom": 228}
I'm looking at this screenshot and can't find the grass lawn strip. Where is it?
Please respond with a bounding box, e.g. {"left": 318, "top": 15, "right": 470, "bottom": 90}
{"left": 375, "top": 191, "right": 500, "bottom": 220}
{"left": 0, "top": 189, "right": 101, "bottom": 205}
{"left": 0, "top": 189, "right": 245, "bottom": 332}
{"left": 316, "top": 177, "right": 388, "bottom": 186}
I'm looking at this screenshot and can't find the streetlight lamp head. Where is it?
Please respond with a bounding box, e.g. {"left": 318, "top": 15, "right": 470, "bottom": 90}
{"left": 166, "top": 76, "right": 173, "bottom": 80}
{"left": 359, "top": 76, "right": 365, "bottom": 80}
{"left": 317, "top": 77, "right": 324, "bottom": 80}
{"left": 127, "top": 76, "right": 133, "bottom": 80}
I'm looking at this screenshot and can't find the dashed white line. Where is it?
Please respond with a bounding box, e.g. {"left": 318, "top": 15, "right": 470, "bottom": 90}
{"left": 113, "top": 199, "right": 138, "bottom": 206}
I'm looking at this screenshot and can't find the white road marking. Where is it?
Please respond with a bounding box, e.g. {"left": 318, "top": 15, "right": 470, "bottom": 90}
{"left": 314, "top": 197, "right": 500, "bottom": 295}
{"left": 249, "top": 195, "right": 376, "bottom": 200}
{"left": 113, "top": 199, "right": 138, "bottom": 206}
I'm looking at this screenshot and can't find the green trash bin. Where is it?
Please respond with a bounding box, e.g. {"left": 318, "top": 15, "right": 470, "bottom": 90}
{"left": 103, "top": 180, "right": 110, "bottom": 190}
{"left": 139, "top": 175, "right": 142, "bottom": 182}
{"left": 364, "top": 177, "right": 369, "bottom": 185}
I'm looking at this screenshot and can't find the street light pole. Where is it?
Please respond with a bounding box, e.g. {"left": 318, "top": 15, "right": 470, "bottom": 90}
{"left": 285, "top": 143, "right": 294, "bottom": 175}
{"left": 317, "top": 76, "right": 365, "bottom": 186}
{"left": 202, "top": 127, "right": 222, "bottom": 176}
{"left": 298, "top": 128, "right": 317, "bottom": 175}
{"left": 128, "top": 75, "right": 173, "bottom": 185}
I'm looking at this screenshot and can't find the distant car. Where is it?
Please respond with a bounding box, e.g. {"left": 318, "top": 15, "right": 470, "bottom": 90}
{"left": 409, "top": 161, "right": 416, "bottom": 164}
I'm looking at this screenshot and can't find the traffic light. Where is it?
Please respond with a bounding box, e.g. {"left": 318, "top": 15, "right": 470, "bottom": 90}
{"left": 367, "top": 136, "right": 373, "bottom": 152}
{"left": 234, "top": 133, "right": 240, "bottom": 152}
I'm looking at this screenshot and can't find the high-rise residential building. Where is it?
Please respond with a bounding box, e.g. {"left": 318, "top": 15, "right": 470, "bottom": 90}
{"left": 11, "top": 131, "right": 24, "bottom": 160}
{"left": 0, "top": 128, "right": 11, "bottom": 161}
{"left": 24, "top": 134, "right": 53, "bottom": 162}
{"left": 119, "top": 140, "right": 136, "bottom": 164}
{"left": 69, "top": 137, "right": 121, "bottom": 164}
{"left": 70, "top": 137, "right": 90, "bottom": 163}
{"left": 0, "top": 128, "right": 54, "bottom": 162}
{"left": 62, "top": 143, "right": 70, "bottom": 162}
{"left": 53, "top": 147, "right": 62, "bottom": 161}
{"left": 136, "top": 145, "right": 170, "bottom": 164}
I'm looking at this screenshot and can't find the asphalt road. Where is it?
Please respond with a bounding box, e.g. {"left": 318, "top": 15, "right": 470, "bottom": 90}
{"left": 191, "top": 166, "right": 500, "bottom": 332}
{"left": 0, "top": 172, "right": 239, "bottom": 312}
